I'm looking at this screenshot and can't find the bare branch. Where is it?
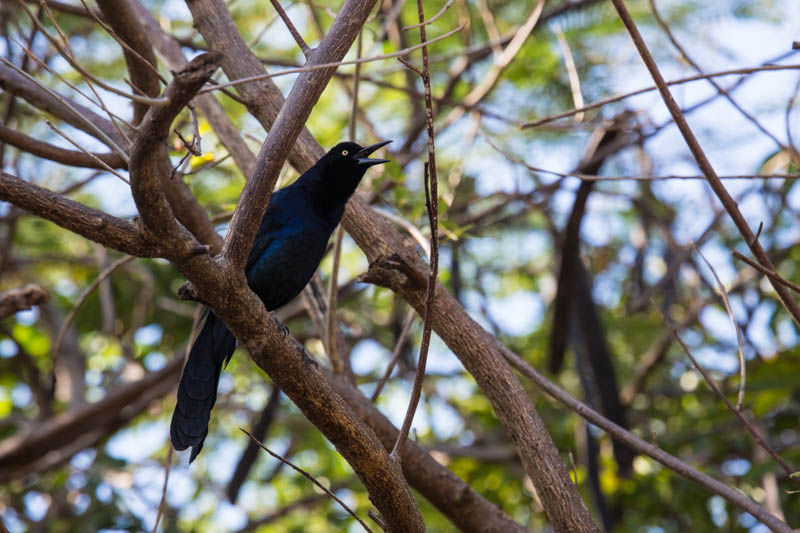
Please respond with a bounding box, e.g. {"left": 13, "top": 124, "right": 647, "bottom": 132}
{"left": 13, "top": 0, "right": 169, "bottom": 108}
{"left": 653, "top": 303, "right": 798, "bottom": 488}
{"left": 403, "top": 0, "right": 455, "bottom": 30}
{"left": 0, "top": 284, "right": 49, "bottom": 320}
{"left": 692, "top": 245, "right": 746, "bottom": 409}
{"left": 128, "top": 52, "right": 221, "bottom": 248}
{"left": 242, "top": 429, "right": 373, "bottom": 532}
{"left": 220, "top": 0, "right": 389, "bottom": 269}
{"left": 371, "top": 308, "right": 416, "bottom": 402}
{"left": 733, "top": 250, "right": 800, "bottom": 294}
{"left": 270, "top": 0, "right": 313, "bottom": 58}
{"left": 128, "top": 0, "right": 256, "bottom": 176}
{"left": 608, "top": 0, "right": 800, "bottom": 327}
{"left": 522, "top": 62, "right": 800, "bottom": 129}
{"left": 553, "top": 23, "right": 584, "bottom": 122}
{"left": 198, "top": 23, "right": 467, "bottom": 95}
{"left": 0, "top": 171, "right": 159, "bottom": 257}
{"left": 95, "top": 0, "right": 164, "bottom": 124}
{"left": 329, "top": 370, "right": 527, "bottom": 533}
{"left": 498, "top": 343, "right": 792, "bottom": 533}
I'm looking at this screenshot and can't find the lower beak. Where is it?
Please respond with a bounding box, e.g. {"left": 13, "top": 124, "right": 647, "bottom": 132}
{"left": 356, "top": 140, "right": 392, "bottom": 167}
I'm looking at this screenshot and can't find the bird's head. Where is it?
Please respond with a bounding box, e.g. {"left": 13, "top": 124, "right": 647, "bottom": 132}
{"left": 326, "top": 140, "right": 391, "bottom": 171}
{"left": 317, "top": 140, "right": 392, "bottom": 202}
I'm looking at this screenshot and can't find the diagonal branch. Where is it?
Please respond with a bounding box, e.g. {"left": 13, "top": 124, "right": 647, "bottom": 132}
{"left": 270, "top": 0, "right": 313, "bottom": 58}
{"left": 608, "top": 0, "right": 800, "bottom": 327}
{"left": 498, "top": 344, "right": 792, "bottom": 533}
{"left": 219, "top": 0, "right": 382, "bottom": 269}
{"left": 0, "top": 171, "right": 159, "bottom": 257}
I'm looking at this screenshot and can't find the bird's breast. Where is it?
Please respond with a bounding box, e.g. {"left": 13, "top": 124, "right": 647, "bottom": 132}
{"left": 245, "top": 219, "right": 333, "bottom": 311}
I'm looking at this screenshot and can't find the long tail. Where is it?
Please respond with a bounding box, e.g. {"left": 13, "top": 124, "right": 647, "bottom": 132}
{"left": 170, "top": 311, "right": 236, "bottom": 462}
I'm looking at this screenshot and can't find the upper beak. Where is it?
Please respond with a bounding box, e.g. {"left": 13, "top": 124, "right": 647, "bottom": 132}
{"left": 356, "top": 140, "right": 392, "bottom": 167}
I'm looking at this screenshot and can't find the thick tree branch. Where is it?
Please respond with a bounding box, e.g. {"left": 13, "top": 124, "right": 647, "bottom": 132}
{"left": 360, "top": 253, "right": 599, "bottom": 532}
{"left": 0, "top": 171, "right": 160, "bottom": 257}
{"left": 328, "top": 372, "right": 527, "bottom": 533}
{"left": 128, "top": 0, "right": 256, "bottom": 175}
{"left": 186, "top": 1, "right": 597, "bottom": 528}
{"left": 217, "top": 0, "right": 380, "bottom": 269}
{"left": 169, "top": 3, "right": 425, "bottom": 529}
{"left": 0, "top": 355, "right": 183, "bottom": 481}
{"left": 498, "top": 345, "right": 792, "bottom": 533}
{"left": 95, "top": 0, "right": 162, "bottom": 125}
{"left": 128, "top": 52, "right": 221, "bottom": 249}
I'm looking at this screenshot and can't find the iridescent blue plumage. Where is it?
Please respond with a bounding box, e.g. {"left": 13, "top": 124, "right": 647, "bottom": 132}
{"left": 170, "top": 141, "right": 391, "bottom": 461}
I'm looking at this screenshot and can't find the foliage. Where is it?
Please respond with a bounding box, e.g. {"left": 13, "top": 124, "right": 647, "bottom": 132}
{"left": 1, "top": 0, "right": 799, "bottom": 531}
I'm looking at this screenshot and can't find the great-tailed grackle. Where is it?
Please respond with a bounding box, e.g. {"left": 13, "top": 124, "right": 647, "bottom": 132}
{"left": 170, "top": 140, "right": 391, "bottom": 461}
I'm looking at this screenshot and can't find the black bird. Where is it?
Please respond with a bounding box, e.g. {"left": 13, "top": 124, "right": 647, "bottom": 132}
{"left": 170, "top": 140, "right": 391, "bottom": 461}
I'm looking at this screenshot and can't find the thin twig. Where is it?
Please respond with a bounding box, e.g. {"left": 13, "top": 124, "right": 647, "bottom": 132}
{"left": 325, "top": 226, "right": 345, "bottom": 374}
{"left": 649, "top": 0, "right": 796, "bottom": 162}
{"left": 14, "top": 0, "right": 169, "bottom": 107}
{"left": 732, "top": 251, "right": 800, "bottom": 294}
{"left": 390, "top": 0, "right": 439, "bottom": 460}
{"left": 553, "top": 23, "right": 584, "bottom": 122}
{"left": 441, "top": 0, "right": 544, "bottom": 127}
{"left": 498, "top": 343, "right": 792, "bottom": 532}
{"left": 0, "top": 56, "right": 130, "bottom": 161}
{"left": 609, "top": 0, "right": 800, "bottom": 327}
{"left": 151, "top": 445, "right": 173, "bottom": 533}
{"left": 402, "top": 0, "right": 455, "bottom": 30}
{"left": 484, "top": 131, "right": 799, "bottom": 181}
{"left": 692, "top": 245, "right": 746, "bottom": 410}
{"left": 372, "top": 208, "right": 431, "bottom": 258}
{"left": 52, "top": 256, "right": 134, "bottom": 362}
{"left": 484, "top": 132, "right": 799, "bottom": 182}
{"left": 522, "top": 62, "right": 800, "bottom": 129}
{"left": 198, "top": 23, "right": 467, "bottom": 94}
{"left": 241, "top": 429, "right": 373, "bottom": 533}
{"left": 44, "top": 120, "right": 130, "bottom": 184}
{"left": 11, "top": 36, "right": 134, "bottom": 145}
{"left": 270, "top": 0, "right": 313, "bottom": 58}
{"left": 652, "top": 303, "right": 798, "bottom": 484}
{"left": 371, "top": 309, "right": 416, "bottom": 402}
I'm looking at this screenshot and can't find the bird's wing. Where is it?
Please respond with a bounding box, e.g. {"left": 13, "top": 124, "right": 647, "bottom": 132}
{"left": 244, "top": 188, "right": 293, "bottom": 273}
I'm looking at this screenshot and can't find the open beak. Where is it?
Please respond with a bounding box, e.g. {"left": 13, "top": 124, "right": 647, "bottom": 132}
{"left": 356, "top": 140, "right": 392, "bottom": 167}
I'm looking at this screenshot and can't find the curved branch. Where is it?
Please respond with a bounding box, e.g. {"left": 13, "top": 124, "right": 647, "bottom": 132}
{"left": 128, "top": 52, "right": 221, "bottom": 248}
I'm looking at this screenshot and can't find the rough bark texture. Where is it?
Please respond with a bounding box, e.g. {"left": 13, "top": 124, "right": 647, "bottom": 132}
{"left": 183, "top": 0, "right": 598, "bottom": 529}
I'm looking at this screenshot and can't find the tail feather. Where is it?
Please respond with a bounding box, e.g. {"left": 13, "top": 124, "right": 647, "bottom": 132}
{"left": 171, "top": 311, "right": 236, "bottom": 462}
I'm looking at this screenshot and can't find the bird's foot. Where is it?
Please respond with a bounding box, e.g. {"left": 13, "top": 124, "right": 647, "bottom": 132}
{"left": 297, "top": 344, "right": 318, "bottom": 373}
{"left": 270, "top": 312, "right": 290, "bottom": 338}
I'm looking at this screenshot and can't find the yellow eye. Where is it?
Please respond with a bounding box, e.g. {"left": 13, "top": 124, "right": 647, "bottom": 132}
{"left": 342, "top": 150, "right": 349, "bottom": 156}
